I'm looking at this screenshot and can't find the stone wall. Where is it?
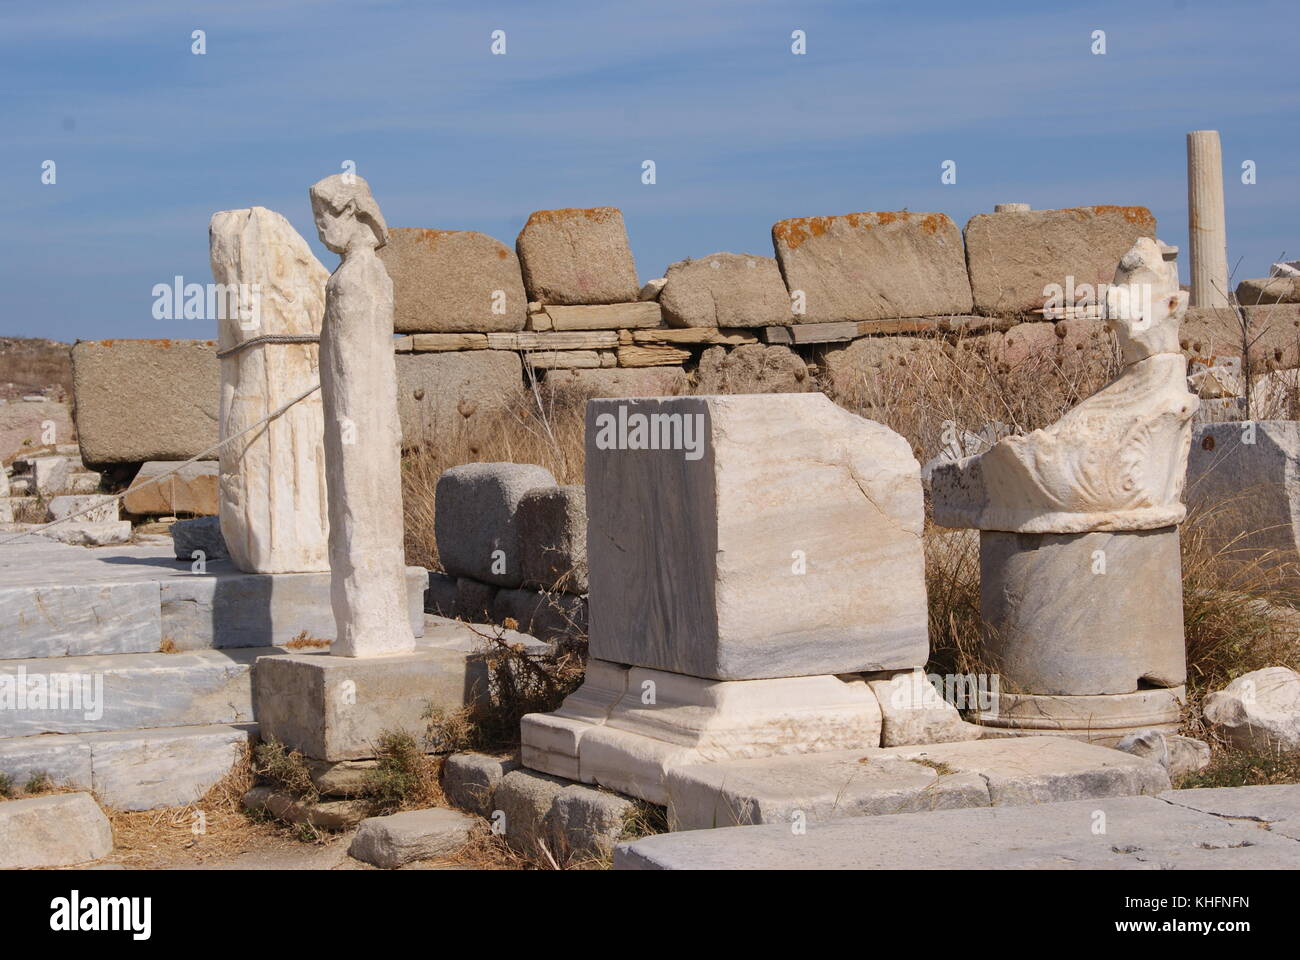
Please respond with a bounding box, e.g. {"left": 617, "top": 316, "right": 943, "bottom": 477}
{"left": 78, "top": 202, "right": 1266, "bottom": 466}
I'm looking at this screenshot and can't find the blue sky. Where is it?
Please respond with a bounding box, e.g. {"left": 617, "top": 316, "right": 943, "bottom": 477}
{"left": 3, "top": 0, "right": 1297, "bottom": 342}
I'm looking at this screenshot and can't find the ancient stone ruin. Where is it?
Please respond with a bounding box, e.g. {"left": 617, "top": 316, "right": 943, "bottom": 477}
{"left": 4, "top": 133, "right": 1300, "bottom": 875}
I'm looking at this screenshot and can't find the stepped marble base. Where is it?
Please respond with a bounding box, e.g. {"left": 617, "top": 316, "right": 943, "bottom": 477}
{"left": 521, "top": 660, "right": 884, "bottom": 805}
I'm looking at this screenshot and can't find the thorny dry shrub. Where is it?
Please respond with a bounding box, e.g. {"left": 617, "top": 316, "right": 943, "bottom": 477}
{"left": 252, "top": 737, "right": 318, "bottom": 803}
{"left": 361, "top": 731, "right": 444, "bottom": 815}
{"left": 426, "top": 620, "right": 587, "bottom": 754}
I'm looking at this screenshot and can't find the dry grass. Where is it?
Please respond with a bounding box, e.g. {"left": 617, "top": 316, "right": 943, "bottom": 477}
{"left": 402, "top": 383, "right": 588, "bottom": 571}
{"left": 1176, "top": 746, "right": 1300, "bottom": 789}
{"left": 819, "top": 328, "right": 1120, "bottom": 463}
{"left": 106, "top": 745, "right": 301, "bottom": 868}
{"left": 360, "top": 732, "right": 444, "bottom": 815}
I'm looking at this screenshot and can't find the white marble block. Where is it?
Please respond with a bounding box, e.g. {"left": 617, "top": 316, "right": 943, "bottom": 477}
{"left": 584, "top": 393, "right": 928, "bottom": 680}
{"left": 211, "top": 206, "right": 331, "bottom": 574}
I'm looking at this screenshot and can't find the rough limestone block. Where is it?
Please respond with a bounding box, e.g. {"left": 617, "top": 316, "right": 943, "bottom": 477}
{"left": 442, "top": 752, "right": 521, "bottom": 817}
{"left": 771, "top": 211, "right": 972, "bottom": 323}
{"left": 171, "top": 515, "right": 228, "bottom": 561}
{"left": 0, "top": 647, "right": 262, "bottom": 737}
{"left": 585, "top": 394, "right": 927, "bottom": 679}
{"left": 979, "top": 528, "right": 1186, "bottom": 695}
{"left": 546, "top": 784, "right": 635, "bottom": 860}
{"left": 348, "top": 807, "right": 477, "bottom": 868}
{"left": 86, "top": 723, "right": 254, "bottom": 811}
{"left": 694, "top": 344, "right": 810, "bottom": 394}
{"left": 615, "top": 794, "right": 1300, "bottom": 871}
{"left": 494, "top": 768, "right": 570, "bottom": 859}
{"left": 821, "top": 336, "right": 948, "bottom": 399}
{"left": 517, "top": 485, "right": 587, "bottom": 594}
{"left": 543, "top": 367, "right": 688, "bottom": 401}
{"left": 395, "top": 351, "right": 523, "bottom": 450}
{"left": 252, "top": 646, "right": 484, "bottom": 761}
{"left": 306, "top": 758, "right": 378, "bottom": 798}
{"left": 0, "top": 580, "right": 161, "bottom": 659}
{"left": 1203, "top": 667, "right": 1300, "bottom": 753}
{"left": 964, "top": 205, "right": 1157, "bottom": 316}
{"left": 453, "top": 577, "right": 498, "bottom": 621}
{"left": 124, "top": 461, "right": 219, "bottom": 515}
{"left": 865, "top": 670, "right": 975, "bottom": 746}
{"left": 242, "top": 785, "right": 369, "bottom": 829}
{"left": 1114, "top": 729, "right": 1211, "bottom": 781}
{"left": 665, "top": 750, "right": 990, "bottom": 830}
{"left": 211, "top": 206, "right": 330, "bottom": 575}
{"left": 0, "top": 398, "right": 73, "bottom": 466}
{"left": 435, "top": 463, "right": 557, "bottom": 588}
{"left": 1237, "top": 275, "right": 1300, "bottom": 306}
{"left": 379, "top": 228, "right": 526, "bottom": 333}
{"left": 515, "top": 208, "right": 639, "bottom": 305}
{"left": 1185, "top": 422, "right": 1300, "bottom": 584}
{"left": 544, "top": 302, "right": 661, "bottom": 331}
{"left": 158, "top": 566, "right": 428, "bottom": 651}
{"left": 578, "top": 671, "right": 884, "bottom": 805}
{"left": 48, "top": 494, "right": 119, "bottom": 524}
{"left": 71, "top": 339, "right": 219, "bottom": 464}
{"left": 0, "top": 792, "right": 113, "bottom": 869}
{"left": 1180, "top": 304, "right": 1300, "bottom": 373}
{"left": 659, "top": 253, "right": 790, "bottom": 328}
{"left": 492, "top": 588, "right": 587, "bottom": 643}
{"left": 424, "top": 571, "right": 457, "bottom": 618}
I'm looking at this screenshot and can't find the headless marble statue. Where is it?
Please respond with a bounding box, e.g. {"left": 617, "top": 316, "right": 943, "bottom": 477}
{"left": 932, "top": 237, "right": 1199, "bottom": 534}
{"left": 309, "top": 174, "right": 415, "bottom": 657}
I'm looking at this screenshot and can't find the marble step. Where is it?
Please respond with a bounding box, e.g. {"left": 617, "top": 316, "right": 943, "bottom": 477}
{"left": 0, "top": 646, "right": 272, "bottom": 737}
{"left": 0, "top": 556, "right": 428, "bottom": 659}
{"left": 0, "top": 722, "right": 256, "bottom": 811}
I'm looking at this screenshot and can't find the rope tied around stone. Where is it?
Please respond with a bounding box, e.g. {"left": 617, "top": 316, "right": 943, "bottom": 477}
{"left": 215, "top": 334, "right": 321, "bottom": 359}
{"left": 0, "top": 381, "right": 321, "bottom": 547}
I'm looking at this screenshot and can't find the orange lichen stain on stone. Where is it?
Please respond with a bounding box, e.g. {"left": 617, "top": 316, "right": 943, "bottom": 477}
{"left": 524, "top": 207, "right": 620, "bottom": 229}
{"left": 775, "top": 211, "right": 953, "bottom": 248}
{"left": 97, "top": 338, "right": 212, "bottom": 348}
{"left": 919, "top": 214, "right": 947, "bottom": 235}
{"left": 411, "top": 228, "right": 457, "bottom": 251}
{"left": 1091, "top": 205, "right": 1157, "bottom": 228}
{"left": 773, "top": 216, "right": 833, "bottom": 251}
